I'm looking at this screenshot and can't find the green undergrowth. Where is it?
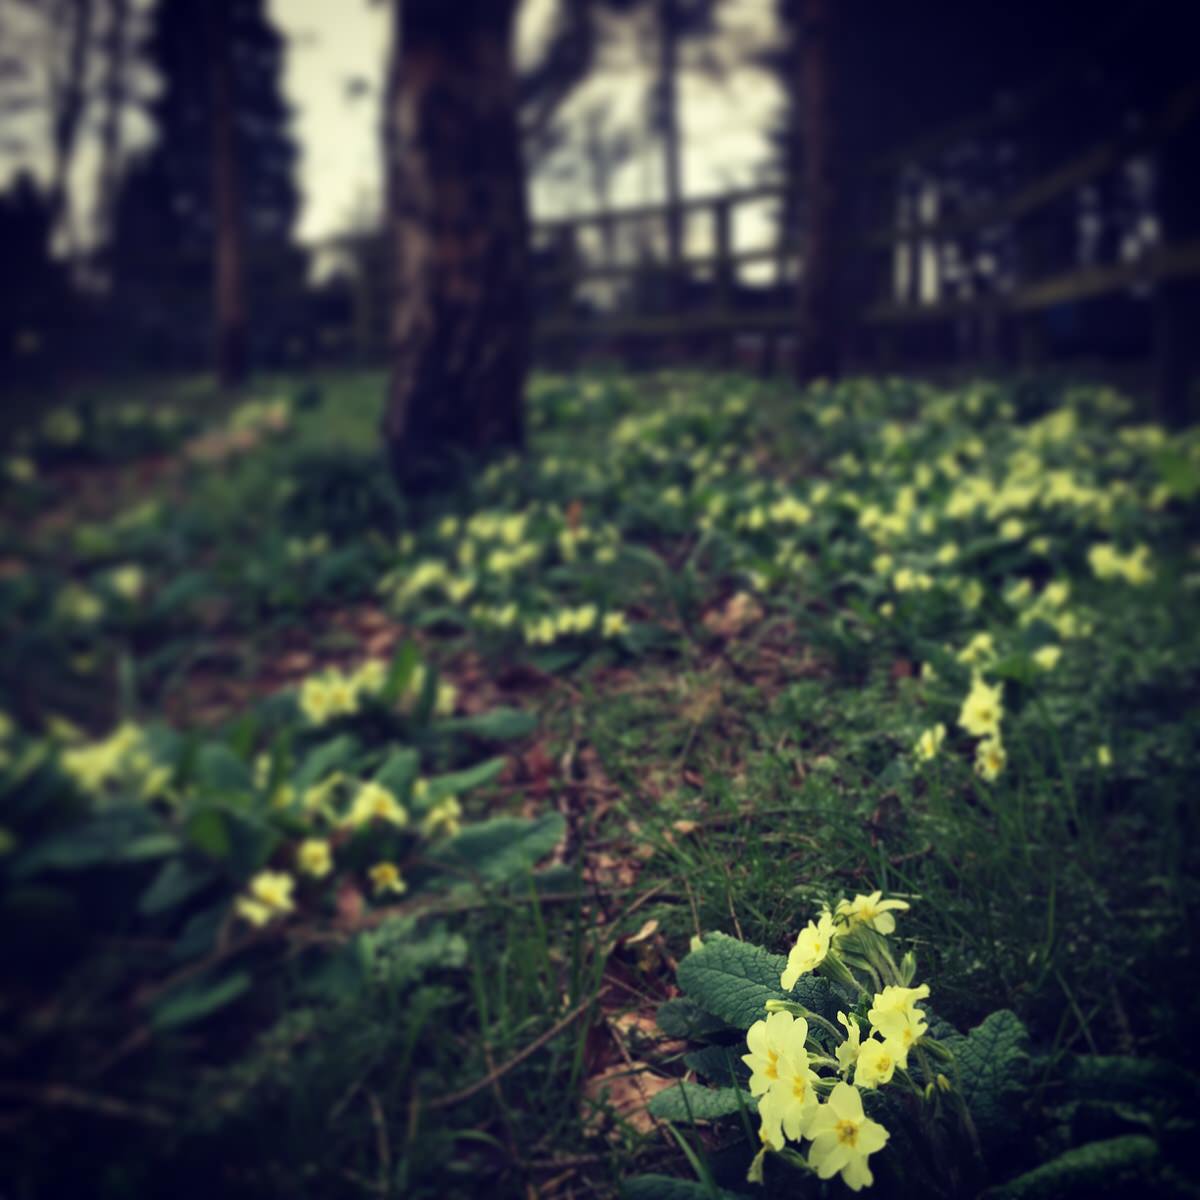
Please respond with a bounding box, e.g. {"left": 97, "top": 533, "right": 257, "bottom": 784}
{"left": 1, "top": 367, "right": 1198, "bottom": 1197}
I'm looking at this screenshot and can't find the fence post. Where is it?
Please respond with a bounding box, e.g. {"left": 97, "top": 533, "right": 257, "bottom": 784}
{"left": 1154, "top": 118, "right": 1200, "bottom": 425}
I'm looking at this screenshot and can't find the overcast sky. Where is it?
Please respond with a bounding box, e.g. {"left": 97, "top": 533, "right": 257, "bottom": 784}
{"left": 271, "top": 0, "right": 784, "bottom": 247}
{"left": 1, "top": 0, "right": 786, "bottom": 255}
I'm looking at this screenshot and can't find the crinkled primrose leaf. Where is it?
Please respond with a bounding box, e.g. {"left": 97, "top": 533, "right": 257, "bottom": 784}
{"left": 676, "top": 931, "right": 838, "bottom": 1029}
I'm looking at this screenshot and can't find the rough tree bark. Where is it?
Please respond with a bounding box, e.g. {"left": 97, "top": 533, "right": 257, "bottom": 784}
{"left": 794, "top": 0, "right": 841, "bottom": 380}
{"left": 207, "top": 0, "right": 248, "bottom": 389}
{"left": 382, "top": 0, "right": 530, "bottom": 492}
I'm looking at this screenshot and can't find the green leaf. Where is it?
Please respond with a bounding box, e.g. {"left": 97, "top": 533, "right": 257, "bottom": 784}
{"left": 1061, "top": 1055, "right": 1199, "bottom": 1104}
{"left": 648, "top": 1082, "right": 755, "bottom": 1123}
{"left": 422, "top": 756, "right": 505, "bottom": 801}
{"left": 382, "top": 640, "right": 421, "bottom": 705}
{"left": 676, "top": 932, "right": 835, "bottom": 1030}
{"left": 943, "top": 1008, "right": 1029, "bottom": 1146}
{"left": 621, "top": 1173, "right": 744, "bottom": 1200}
{"left": 294, "top": 734, "right": 358, "bottom": 791}
{"left": 358, "top": 916, "right": 469, "bottom": 987}
{"left": 374, "top": 747, "right": 420, "bottom": 796}
{"left": 152, "top": 970, "right": 251, "bottom": 1030}
{"left": 187, "top": 807, "right": 231, "bottom": 858}
{"left": 986, "top": 1135, "right": 1158, "bottom": 1200}
{"left": 439, "top": 708, "right": 536, "bottom": 741}
{"left": 683, "top": 1045, "right": 749, "bottom": 1088}
{"left": 656, "top": 997, "right": 730, "bottom": 1041}
{"left": 15, "top": 812, "right": 176, "bottom": 876}
{"left": 139, "top": 858, "right": 216, "bottom": 915}
{"left": 194, "top": 744, "right": 253, "bottom": 794}
{"left": 430, "top": 813, "right": 565, "bottom": 886}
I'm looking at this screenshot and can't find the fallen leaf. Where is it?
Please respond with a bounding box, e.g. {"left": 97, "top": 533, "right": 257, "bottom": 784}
{"left": 582, "top": 1062, "right": 674, "bottom": 1136}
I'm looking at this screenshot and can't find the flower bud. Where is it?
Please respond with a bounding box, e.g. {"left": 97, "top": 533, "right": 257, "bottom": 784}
{"left": 937, "top": 1073, "right": 952, "bottom": 1093}
{"left": 899, "top": 949, "right": 917, "bottom": 985}
{"left": 689, "top": 934, "right": 704, "bottom": 954}
{"left": 924, "top": 1082, "right": 936, "bottom": 1102}
{"left": 764, "top": 999, "right": 806, "bottom": 1016}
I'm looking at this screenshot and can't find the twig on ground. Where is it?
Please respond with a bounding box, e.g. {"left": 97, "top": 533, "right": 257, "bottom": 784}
{"left": 425, "top": 993, "right": 597, "bottom": 1110}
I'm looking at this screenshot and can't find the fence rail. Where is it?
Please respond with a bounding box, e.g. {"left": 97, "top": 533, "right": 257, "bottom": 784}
{"left": 526, "top": 68, "right": 1200, "bottom": 420}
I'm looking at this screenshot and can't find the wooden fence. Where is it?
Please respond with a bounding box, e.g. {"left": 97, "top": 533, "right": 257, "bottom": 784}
{"left": 527, "top": 70, "right": 1200, "bottom": 419}
{"left": 299, "top": 46, "right": 1200, "bottom": 419}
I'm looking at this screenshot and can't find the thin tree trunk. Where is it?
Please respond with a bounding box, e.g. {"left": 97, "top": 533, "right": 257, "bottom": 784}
{"left": 382, "top": 0, "right": 529, "bottom": 492}
{"left": 47, "top": 0, "right": 95, "bottom": 254}
{"left": 207, "top": 0, "right": 248, "bottom": 388}
{"left": 794, "top": 0, "right": 841, "bottom": 380}
{"left": 658, "top": 0, "right": 683, "bottom": 298}
{"left": 95, "top": 0, "right": 130, "bottom": 257}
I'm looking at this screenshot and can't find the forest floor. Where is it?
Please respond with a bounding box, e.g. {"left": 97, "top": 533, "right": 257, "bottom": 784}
{"left": 1, "top": 367, "right": 1198, "bottom": 1199}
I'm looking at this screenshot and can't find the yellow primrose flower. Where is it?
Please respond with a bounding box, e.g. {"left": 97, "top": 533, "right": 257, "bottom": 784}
{"left": 446, "top": 576, "right": 476, "bottom": 603}
{"left": 758, "top": 1046, "right": 821, "bottom": 1145}
{"left": 299, "top": 677, "right": 332, "bottom": 725}
{"left": 351, "top": 659, "right": 387, "bottom": 696}
{"left": 297, "top": 838, "right": 333, "bottom": 878}
{"left": 806, "top": 1081, "right": 889, "bottom": 1192}
{"left": 853, "top": 1037, "right": 900, "bottom": 1089}
{"left": 894, "top": 568, "right": 933, "bottom": 593}
{"left": 254, "top": 752, "right": 272, "bottom": 790}
{"left": 781, "top": 910, "right": 838, "bottom": 990}
{"left": 914, "top": 724, "right": 945, "bottom": 761}
{"left": 958, "top": 675, "right": 1003, "bottom": 738}
{"left": 303, "top": 772, "right": 344, "bottom": 815}
{"left": 602, "top": 611, "right": 628, "bottom": 638}
{"left": 974, "top": 736, "right": 1006, "bottom": 782}
{"left": 421, "top": 796, "right": 462, "bottom": 838}
{"left": 1032, "top": 645, "right": 1061, "bottom": 671}
{"left": 1043, "top": 581, "right": 1070, "bottom": 608}
{"left": 959, "top": 578, "right": 985, "bottom": 611}
{"left": 956, "top": 632, "right": 996, "bottom": 666}
{"left": 324, "top": 674, "right": 359, "bottom": 718}
{"left": 236, "top": 870, "right": 295, "bottom": 927}
{"left": 1000, "top": 517, "right": 1025, "bottom": 541}
{"left": 867, "top": 984, "right": 930, "bottom": 1061}
{"left": 525, "top": 615, "right": 557, "bottom": 645}
{"left": 1005, "top": 578, "right": 1033, "bottom": 606}
{"left": 369, "top": 861, "right": 407, "bottom": 897}
{"left": 1089, "top": 543, "right": 1153, "bottom": 586}
{"left": 6, "top": 455, "right": 36, "bottom": 482}
{"left": 1096, "top": 744, "right": 1113, "bottom": 767}
{"left": 435, "top": 680, "right": 457, "bottom": 715}
{"left": 935, "top": 542, "right": 958, "bottom": 565}
{"left": 109, "top": 564, "right": 144, "bottom": 601}
{"left": 742, "top": 1011, "right": 810, "bottom": 1097}
{"left": 58, "top": 584, "right": 104, "bottom": 625}
{"left": 269, "top": 783, "right": 295, "bottom": 809}
{"left": 835, "top": 1011, "right": 863, "bottom": 1078}
{"left": 835, "top": 891, "right": 909, "bottom": 935}
{"left": 344, "top": 781, "right": 409, "bottom": 829}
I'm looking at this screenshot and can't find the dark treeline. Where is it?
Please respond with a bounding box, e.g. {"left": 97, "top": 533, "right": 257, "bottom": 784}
{"left": 0, "top": 0, "right": 1197, "bottom": 442}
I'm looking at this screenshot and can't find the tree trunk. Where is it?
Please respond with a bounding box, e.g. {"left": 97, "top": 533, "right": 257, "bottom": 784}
{"left": 95, "top": 0, "right": 130, "bottom": 258}
{"left": 658, "top": 0, "right": 683, "bottom": 302}
{"left": 382, "top": 0, "right": 529, "bottom": 492}
{"left": 207, "top": 0, "right": 248, "bottom": 389}
{"left": 794, "top": 0, "right": 841, "bottom": 380}
{"left": 47, "top": 0, "right": 95, "bottom": 255}
{"left": 1153, "top": 117, "right": 1200, "bottom": 427}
